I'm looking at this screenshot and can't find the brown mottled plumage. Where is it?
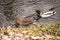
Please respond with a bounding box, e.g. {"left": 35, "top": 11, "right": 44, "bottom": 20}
{"left": 14, "top": 17, "right": 34, "bottom": 26}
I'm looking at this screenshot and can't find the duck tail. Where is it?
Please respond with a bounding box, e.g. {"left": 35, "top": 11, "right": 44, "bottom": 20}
{"left": 49, "top": 5, "right": 60, "bottom": 11}
{"left": 49, "top": 7, "right": 55, "bottom": 11}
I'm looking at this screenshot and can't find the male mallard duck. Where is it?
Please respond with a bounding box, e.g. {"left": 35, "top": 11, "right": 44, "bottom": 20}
{"left": 34, "top": 10, "right": 56, "bottom": 18}
{"left": 33, "top": 10, "right": 56, "bottom": 21}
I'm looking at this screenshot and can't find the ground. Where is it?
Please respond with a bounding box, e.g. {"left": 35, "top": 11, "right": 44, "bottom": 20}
{"left": 0, "top": 0, "right": 60, "bottom": 26}
{"left": 14, "top": 0, "right": 60, "bottom": 24}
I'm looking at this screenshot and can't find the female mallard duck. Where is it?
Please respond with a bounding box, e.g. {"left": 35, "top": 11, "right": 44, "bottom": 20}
{"left": 14, "top": 17, "right": 34, "bottom": 27}
{"left": 34, "top": 10, "right": 56, "bottom": 21}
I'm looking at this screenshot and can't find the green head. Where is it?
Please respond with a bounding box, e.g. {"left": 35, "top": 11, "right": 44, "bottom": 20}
{"left": 36, "top": 10, "right": 41, "bottom": 14}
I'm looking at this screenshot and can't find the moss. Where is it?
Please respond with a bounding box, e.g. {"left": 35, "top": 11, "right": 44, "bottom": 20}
{"left": 0, "top": 22, "right": 60, "bottom": 40}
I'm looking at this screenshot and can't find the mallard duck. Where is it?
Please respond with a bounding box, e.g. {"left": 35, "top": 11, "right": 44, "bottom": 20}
{"left": 34, "top": 10, "right": 56, "bottom": 18}
{"left": 33, "top": 10, "right": 56, "bottom": 21}
{"left": 14, "top": 17, "right": 34, "bottom": 27}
